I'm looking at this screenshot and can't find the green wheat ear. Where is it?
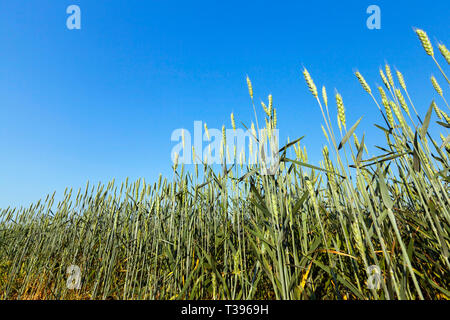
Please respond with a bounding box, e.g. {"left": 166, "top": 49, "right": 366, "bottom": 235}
{"left": 268, "top": 94, "right": 273, "bottom": 115}
{"left": 441, "top": 109, "right": 450, "bottom": 123}
{"left": 432, "top": 101, "right": 443, "bottom": 120}
{"left": 378, "top": 86, "right": 387, "bottom": 102}
{"left": 379, "top": 68, "right": 390, "bottom": 91}
{"left": 415, "top": 28, "right": 434, "bottom": 56}
{"left": 230, "top": 112, "right": 236, "bottom": 131}
{"left": 390, "top": 100, "right": 405, "bottom": 128}
{"left": 438, "top": 43, "right": 450, "bottom": 64}
{"left": 204, "top": 123, "right": 210, "bottom": 140}
{"left": 396, "top": 69, "right": 407, "bottom": 91}
{"left": 385, "top": 64, "right": 395, "bottom": 88}
{"left": 355, "top": 71, "right": 371, "bottom": 94}
{"left": 246, "top": 75, "right": 253, "bottom": 99}
{"left": 379, "top": 87, "right": 394, "bottom": 127}
{"left": 395, "top": 89, "right": 410, "bottom": 116}
{"left": 222, "top": 125, "right": 226, "bottom": 147}
{"left": 335, "top": 92, "right": 346, "bottom": 130}
{"left": 303, "top": 68, "right": 318, "bottom": 98}
{"left": 322, "top": 86, "right": 328, "bottom": 107}
{"left": 261, "top": 101, "right": 270, "bottom": 117}
{"left": 431, "top": 76, "right": 443, "bottom": 97}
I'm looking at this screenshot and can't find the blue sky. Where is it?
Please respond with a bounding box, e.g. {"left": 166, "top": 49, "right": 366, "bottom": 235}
{"left": 0, "top": 0, "right": 448, "bottom": 208}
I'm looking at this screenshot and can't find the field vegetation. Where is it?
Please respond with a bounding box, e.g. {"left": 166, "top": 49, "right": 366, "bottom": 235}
{"left": 0, "top": 29, "right": 449, "bottom": 300}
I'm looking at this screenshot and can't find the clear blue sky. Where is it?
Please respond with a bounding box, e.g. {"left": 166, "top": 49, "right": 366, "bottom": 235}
{"left": 0, "top": 0, "right": 448, "bottom": 208}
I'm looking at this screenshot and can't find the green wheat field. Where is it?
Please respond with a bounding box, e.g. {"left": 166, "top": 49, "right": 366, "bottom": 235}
{"left": 0, "top": 29, "right": 449, "bottom": 300}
